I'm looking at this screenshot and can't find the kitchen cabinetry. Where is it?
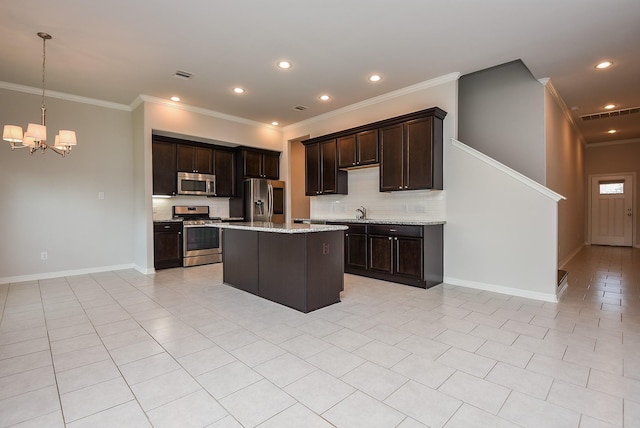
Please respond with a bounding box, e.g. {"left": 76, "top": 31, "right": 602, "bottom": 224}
{"left": 213, "top": 149, "right": 235, "bottom": 197}
{"left": 177, "top": 144, "right": 213, "bottom": 174}
{"left": 380, "top": 116, "right": 441, "bottom": 192}
{"left": 337, "top": 129, "right": 378, "bottom": 168}
{"left": 152, "top": 139, "right": 177, "bottom": 196}
{"left": 344, "top": 223, "right": 368, "bottom": 271}
{"left": 329, "top": 221, "right": 443, "bottom": 288}
{"left": 241, "top": 149, "right": 280, "bottom": 179}
{"left": 302, "top": 107, "right": 446, "bottom": 196}
{"left": 154, "top": 222, "right": 183, "bottom": 269}
{"left": 305, "top": 139, "right": 348, "bottom": 196}
{"left": 368, "top": 225, "right": 423, "bottom": 282}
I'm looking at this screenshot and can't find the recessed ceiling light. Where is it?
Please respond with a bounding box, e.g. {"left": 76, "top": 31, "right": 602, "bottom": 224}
{"left": 277, "top": 61, "right": 292, "bottom": 69}
{"left": 603, "top": 104, "right": 616, "bottom": 110}
{"left": 607, "top": 129, "right": 617, "bottom": 134}
{"left": 595, "top": 61, "right": 613, "bottom": 69}
{"left": 271, "top": 121, "right": 279, "bottom": 126}
{"left": 369, "top": 74, "right": 382, "bottom": 82}
{"left": 319, "top": 94, "right": 330, "bottom": 101}
{"left": 170, "top": 96, "right": 180, "bottom": 102}
{"left": 233, "top": 87, "right": 246, "bottom": 94}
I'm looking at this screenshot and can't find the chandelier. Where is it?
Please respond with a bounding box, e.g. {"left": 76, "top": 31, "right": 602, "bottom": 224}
{"left": 3, "top": 32, "right": 77, "bottom": 157}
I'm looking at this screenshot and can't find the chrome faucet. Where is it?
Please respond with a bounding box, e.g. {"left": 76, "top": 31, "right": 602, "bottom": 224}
{"left": 356, "top": 206, "right": 367, "bottom": 220}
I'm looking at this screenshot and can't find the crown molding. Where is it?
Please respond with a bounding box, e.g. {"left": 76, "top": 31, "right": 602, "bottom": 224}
{"left": 539, "top": 78, "right": 586, "bottom": 146}
{"left": 585, "top": 138, "right": 640, "bottom": 148}
{"left": 137, "top": 94, "right": 277, "bottom": 130}
{"left": 0, "top": 81, "right": 130, "bottom": 111}
{"left": 283, "top": 72, "right": 461, "bottom": 133}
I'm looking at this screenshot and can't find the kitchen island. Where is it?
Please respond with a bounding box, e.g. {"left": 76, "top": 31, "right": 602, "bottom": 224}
{"left": 210, "top": 222, "right": 348, "bottom": 313}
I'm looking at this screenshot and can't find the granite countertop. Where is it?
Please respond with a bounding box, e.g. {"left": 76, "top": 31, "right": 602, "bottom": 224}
{"left": 208, "top": 221, "right": 348, "bottom": 234}
{"left": 294, "top": 218, "right": 446, "bottom": 226}
{"left": 153, "top": 218, "right": 184, "bottom": 223}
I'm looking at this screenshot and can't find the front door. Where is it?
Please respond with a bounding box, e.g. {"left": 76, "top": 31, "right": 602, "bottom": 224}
{"left": 590, "top": 174, "right": 633, "bottom": 246}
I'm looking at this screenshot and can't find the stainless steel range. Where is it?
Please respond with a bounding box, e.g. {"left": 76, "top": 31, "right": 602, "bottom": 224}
{"left": 173, "top": 205, "right": 222, "bottom": 267}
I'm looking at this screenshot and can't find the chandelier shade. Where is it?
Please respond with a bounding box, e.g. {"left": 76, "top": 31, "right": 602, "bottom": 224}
{"left": 2, "top": 32, "right": 77, "bottom": 157}
{"left": 2, "top": 125, "right": 23, "bottom": 143}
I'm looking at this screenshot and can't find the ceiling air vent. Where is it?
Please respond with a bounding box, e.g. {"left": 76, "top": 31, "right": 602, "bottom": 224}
{"left": 174, "top": 70, "right": 193, "bottom": 80}
{"left": 580, "top": 107, "right": 640, "bottom": 121}
{"left": 291, "top": 105, "right": 308, "bottom": 112}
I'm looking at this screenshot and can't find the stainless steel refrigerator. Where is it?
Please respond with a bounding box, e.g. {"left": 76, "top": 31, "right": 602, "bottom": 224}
{"left": 244, "top": 178, "right": 285, "bottom": 223}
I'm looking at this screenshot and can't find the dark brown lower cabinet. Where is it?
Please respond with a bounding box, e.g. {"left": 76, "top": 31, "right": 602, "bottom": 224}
{"left": 345, "top": 225, "right": 367, "bottom": 271}
{"left": 333, "top": 222, "right": 443, "bottom": 288}
{"left": 153, "top": 222, "right": 183, "bottom": 269}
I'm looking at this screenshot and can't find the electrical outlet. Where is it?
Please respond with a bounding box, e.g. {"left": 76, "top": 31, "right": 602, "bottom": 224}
{"left": 98, "top": 191, "right": 105, "bottom": 200}
{"left": 40, "top": 252, "right": 47, "bottom": 260}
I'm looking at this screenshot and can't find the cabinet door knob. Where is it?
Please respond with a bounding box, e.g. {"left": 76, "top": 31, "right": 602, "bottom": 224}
{"left": 388, "top": 237, "right": 392, "bottom": 240}
{"left": 398, "top": 186, "right": 402, "bottom": 189}
{"left": 404, "top": 186, "right": 408, "bottom": 189}
{"left": 164, "top": 225, "right": 170, "bottom": 229}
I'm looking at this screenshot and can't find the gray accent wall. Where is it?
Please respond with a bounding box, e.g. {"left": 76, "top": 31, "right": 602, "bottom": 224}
{"left": 459, "top": 60, "right": 546, "bottom": 184}
{"left": 0, "top": 88, "right": 135, "bottom": 281}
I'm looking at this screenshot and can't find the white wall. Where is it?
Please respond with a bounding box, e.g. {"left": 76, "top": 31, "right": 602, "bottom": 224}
{"left": 445, "top": 139, "right": 563, "bottom": 301}
{"left": 543, "top": 81, "right": 586, "bottom": 265}
{"left": 0, "top": 88, "right": 135, "bottom": 283}
{"left": 282, "top": 74, "right": 459, "bottom": 222}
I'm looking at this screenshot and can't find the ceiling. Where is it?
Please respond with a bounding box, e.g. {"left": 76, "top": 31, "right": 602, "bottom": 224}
{"left": 1, "top": 0, "right": 639, "bottom": 145}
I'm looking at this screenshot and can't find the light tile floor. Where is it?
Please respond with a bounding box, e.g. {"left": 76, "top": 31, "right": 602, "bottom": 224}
{"left": 1, "top": 245, "right": 639, "bottom": 427}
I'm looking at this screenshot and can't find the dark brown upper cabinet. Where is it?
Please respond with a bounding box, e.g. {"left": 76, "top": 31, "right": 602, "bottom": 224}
{"left": 380, "top": 115, "right": 443, "bottom": 192}
{"left": 303, "top": 107, "right": 446, "bottom": 195}
{"left": 213, "top": 149, "right": 235, "bottom": 197}
{"left": 241, "top": 149, "right": 280, "bottom": 179}
{"left": 176, "top": 144, "right": 214, "bottom": 174}
{"left": 337, "top": 129, "right": 379, "bottom": 168}
{"left": 152, "top": 139, "right": 177, "bottom": 196}
{"left": 305, "top": 139, "right": 348, "bottom": 196}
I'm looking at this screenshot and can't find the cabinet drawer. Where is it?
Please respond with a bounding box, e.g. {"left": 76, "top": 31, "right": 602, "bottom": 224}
{"left": 368, "top": 224, "right": 423, "bottom": 237}
{"left": 154, "top": 222, "right": 183, "bottom": 232}
{"left": 344, "top": 223, "right": 367, "bottom": 234}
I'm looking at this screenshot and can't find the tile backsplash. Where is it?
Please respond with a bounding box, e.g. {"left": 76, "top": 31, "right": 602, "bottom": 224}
{"left": 152, "top": 196, "right": 230, "bottom": 220}
{"left": 310, "top": 167, "right": 445, "bottom": 221}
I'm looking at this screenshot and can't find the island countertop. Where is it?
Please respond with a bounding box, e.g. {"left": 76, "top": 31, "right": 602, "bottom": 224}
{"left": 209, "top": 221, "right": 348, "bottom": 234}
{"left": 293, "top": 218, "right": 446, "bottom": 226}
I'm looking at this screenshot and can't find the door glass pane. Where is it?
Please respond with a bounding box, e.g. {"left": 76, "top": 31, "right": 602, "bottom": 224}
{"left": 599, "top": 181, "right": 624, "bottom": 195}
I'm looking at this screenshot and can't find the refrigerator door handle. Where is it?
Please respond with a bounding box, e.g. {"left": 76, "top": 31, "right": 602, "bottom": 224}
{"left": 267, "top": 182, "right": 273, "bottom": 221}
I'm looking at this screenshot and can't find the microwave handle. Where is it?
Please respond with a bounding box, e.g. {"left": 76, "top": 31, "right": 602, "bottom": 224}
{"left": 208, "top": 177, "right": 216, "bottom": 196}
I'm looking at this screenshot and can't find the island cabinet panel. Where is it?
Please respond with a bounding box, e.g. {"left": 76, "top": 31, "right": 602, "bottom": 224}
{"left": 222, "top": 229, "right": 259, "bottom": 295}
{"left": 221, "top": 227, "right": 344, "bottom": 312}
{"left": 305, "top": 231, "right": 344, "bottom": 312}
{"left": 258, "top": 233, "right": 307, "bottom": 311}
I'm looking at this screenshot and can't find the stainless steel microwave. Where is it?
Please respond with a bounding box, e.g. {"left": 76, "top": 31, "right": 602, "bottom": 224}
{"left": 177, "top": 172, "right": 216, "bottom": 196}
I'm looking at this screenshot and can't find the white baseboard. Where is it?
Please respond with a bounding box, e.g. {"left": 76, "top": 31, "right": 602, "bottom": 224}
{"left": 559, "top": 244, "right": 584, "bottom": 269}
{"left": 0, "top": 263, "right": 135, "bottom": 285}
{"left": 443, "top": 276, "right": 559, "bottom": 303}
{"left": 134, "top": 265, "right": 155, "bottom": 275}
